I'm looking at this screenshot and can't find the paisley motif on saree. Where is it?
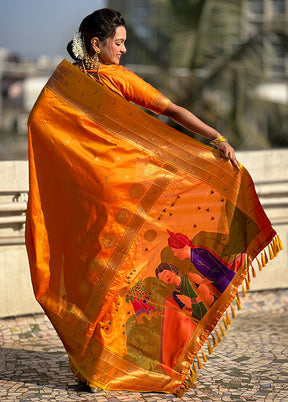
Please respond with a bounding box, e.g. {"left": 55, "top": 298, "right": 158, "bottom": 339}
{"left": 25, "top": 60, "right": 281, "bottom": 395}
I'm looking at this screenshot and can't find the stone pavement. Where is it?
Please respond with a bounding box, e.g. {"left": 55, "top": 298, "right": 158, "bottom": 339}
{"left": 0, "top": 289, "right": 287, "bottom": 402}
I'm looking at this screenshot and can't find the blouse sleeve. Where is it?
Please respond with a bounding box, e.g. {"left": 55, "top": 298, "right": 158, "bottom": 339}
{"left": 108, "top": 66, "right": 171, "bottom": 115}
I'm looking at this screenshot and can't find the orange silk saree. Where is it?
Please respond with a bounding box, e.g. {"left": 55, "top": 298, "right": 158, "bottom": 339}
{"left": 25, "top": 60, "right": 281, "bottom": 396}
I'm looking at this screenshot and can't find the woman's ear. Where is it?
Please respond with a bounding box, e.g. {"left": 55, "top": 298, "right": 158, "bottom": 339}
{"left": 91, "top": 37, "right": 100, "bottom": 53}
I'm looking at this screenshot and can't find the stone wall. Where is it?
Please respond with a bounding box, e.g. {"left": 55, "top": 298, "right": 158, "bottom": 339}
{"left": 236, "top": 150, "right": 288, "bottom": 291}
{"left": 0, "top": 161, "right": 42, "bottom": 317}
{"left": 0, "top": 150, "right": 287, "bottom": 317}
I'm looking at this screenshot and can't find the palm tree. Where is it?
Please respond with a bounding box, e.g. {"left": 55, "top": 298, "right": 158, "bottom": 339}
{"left": 121, "top": 0, "right": 288, "bottom": 149}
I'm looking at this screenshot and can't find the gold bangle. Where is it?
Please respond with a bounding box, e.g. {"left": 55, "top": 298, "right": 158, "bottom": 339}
{"left": 210, "top": 136, "right": 227, "bottom": 146}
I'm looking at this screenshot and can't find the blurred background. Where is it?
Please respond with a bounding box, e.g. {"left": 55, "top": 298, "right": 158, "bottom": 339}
{"left": 1, "top": 0, "right": 288, "bottom": 160}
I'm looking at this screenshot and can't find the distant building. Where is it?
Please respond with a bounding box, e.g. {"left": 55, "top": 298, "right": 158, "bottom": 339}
{"left": 0, "top": 51, "right": 60, "bottom": 134}
{"left": 246, "top": 0, "right": 288, "bottom": 103}
{"left": 247, "top": 0, "right": 288, "bottom": 79}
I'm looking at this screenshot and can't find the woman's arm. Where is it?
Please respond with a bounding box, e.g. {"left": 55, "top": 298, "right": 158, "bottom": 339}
{"left": 163, "top": 102, "right": 240, "bottom": 170}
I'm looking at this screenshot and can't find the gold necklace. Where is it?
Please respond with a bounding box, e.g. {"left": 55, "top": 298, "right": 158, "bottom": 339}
{"left": 83, "top": 52, "right": 100, "bottom": 70}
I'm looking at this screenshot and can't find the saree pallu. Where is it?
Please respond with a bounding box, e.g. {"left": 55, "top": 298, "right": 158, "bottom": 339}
{"left": 25, "top": 60, "right": 281, "bottom": 395}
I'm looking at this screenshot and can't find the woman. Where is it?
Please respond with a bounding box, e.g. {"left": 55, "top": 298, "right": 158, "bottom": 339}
{"left": 67, "top": 8, "right": 239, "bottom": 168}
{"left": 26, "top": 8, "right": 280, "bottom": 396}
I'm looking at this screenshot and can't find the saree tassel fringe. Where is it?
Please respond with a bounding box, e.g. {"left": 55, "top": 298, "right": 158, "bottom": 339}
{"left": 174, "top": 375, "right": 196, "bottom": 398}
{"left": 247, "top": 271, "right": 251, "bottom": 283}
{"left": 222, "top": 316, "right": 229, "bottom": 330}
{"left": 189, "top": 367, "right": 197, "bottom": 383}
{"left": 197, "top": 354, "right": 203, "bottom": 370}
{"left": 264, "top": 250, "right": 269, "bottom": 265}
{"left": 226, "top": 310, "right": 232, "bottom": 325}
{"left": 261, "top": 252, "right": 266, "bottom": 267}
{"left": 236, "top": 290, "right": 240, "bottom": 303}
{"left": 218, "top": 322, "right": 226, "bottom": 337}
{"left": 201, "top": 348, "right": 208, "bottom": 363}
{"left": 215, "top": 328, "right": 222, "bottom": 343}
{"left": 245, "top": 278, "right": 250, "bottom": 291}
{"left": 256, "top": 257, "right": 263, "bottom": 271}
{"left": 211, "top": 333, "right": 218, "bottom": 347}
{"left": 277, "top": 235, "right": 283, "bottom": 251}
{"left": 174, "top": 363, "right": 197, "bottom": 397}
{"left": 235, "top": 291, "right": 242, "bottom": 310}
{"left": 236, "top": 297, "right": 242, "bottom": 310}
{"left": 174, "top": 379, "right": 193, "bottom": 398}
{"left": 268, "top": 245, "right": 274, "bottom": 260}
{"left": 192, "top": 361, "right": 197, "bottom": 376}
{"left": 272, "top": 235, "right": 282, "bottom": 255}
{"left": 256, "top": 234, "right": 282, "bottom": 271}
{"left": 272, "top": 238, "right": 277, "bottom": 256}
{"left": 206, "top": 340, "right": 213, "bottom": 354}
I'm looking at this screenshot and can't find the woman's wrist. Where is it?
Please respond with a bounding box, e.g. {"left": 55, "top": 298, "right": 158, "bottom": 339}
{"left": 210, "top": 135, "right": 228, "bottom": 147}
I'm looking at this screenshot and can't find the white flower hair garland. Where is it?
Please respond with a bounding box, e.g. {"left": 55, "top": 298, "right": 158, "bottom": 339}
{"left": 72, "top": 32, "right": 85, "bottom": 60}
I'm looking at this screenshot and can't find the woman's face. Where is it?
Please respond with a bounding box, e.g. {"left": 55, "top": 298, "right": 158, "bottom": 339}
{"left": 98, "top": 25, "right": 127, "bottom": 65}
{"left": 158, "top": 269, "right": 178, "bottom": 285}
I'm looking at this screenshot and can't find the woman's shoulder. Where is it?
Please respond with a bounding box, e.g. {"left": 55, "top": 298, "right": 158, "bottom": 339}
{"left": 99, "top": 64, "right": 130, "bottom": 76}
{"left": 98, "top": 64, "right": 139, "bottom": 90}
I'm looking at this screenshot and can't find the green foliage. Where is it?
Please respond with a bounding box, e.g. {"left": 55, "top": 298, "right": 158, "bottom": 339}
{"left": 126, "top": 0, "right": 288, "bottom": 149}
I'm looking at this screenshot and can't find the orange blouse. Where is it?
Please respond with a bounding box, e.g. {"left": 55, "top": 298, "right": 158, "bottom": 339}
{"left": 86, "top": 64, "right": 170, "bottom": 115}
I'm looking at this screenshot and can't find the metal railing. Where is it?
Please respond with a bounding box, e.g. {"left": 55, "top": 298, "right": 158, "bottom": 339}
{"left": 0, "top": 179, "right": 287, "bottom": 247}
{"left": 255, "top": 179, "right": 288, "bottom": 225}
{"left": 0, "top": 191, "right": 28, "bottom": 245}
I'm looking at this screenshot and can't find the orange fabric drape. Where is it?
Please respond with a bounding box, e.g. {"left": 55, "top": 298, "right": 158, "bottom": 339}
{"left": 26, "top": 60, "right": 280, "bottom": 395}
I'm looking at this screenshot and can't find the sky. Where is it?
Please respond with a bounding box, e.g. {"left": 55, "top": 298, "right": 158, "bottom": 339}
{"left": 0, "top": 0, "right": 107, "bottom": 59}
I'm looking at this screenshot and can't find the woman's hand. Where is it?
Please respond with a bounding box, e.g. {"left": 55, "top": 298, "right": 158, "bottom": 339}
{"left": 163, "top": 104, "right": 240, "bottom": 170}
{"left": 216, "top": 141, "right": 240, "bottom": 170}
{"left": 177, "top": 294, "right": 192, "bottom": 308}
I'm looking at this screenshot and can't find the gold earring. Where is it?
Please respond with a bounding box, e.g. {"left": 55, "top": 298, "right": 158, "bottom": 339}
{"left": 82, "top": 37, "right": 100, "bottom": 70}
